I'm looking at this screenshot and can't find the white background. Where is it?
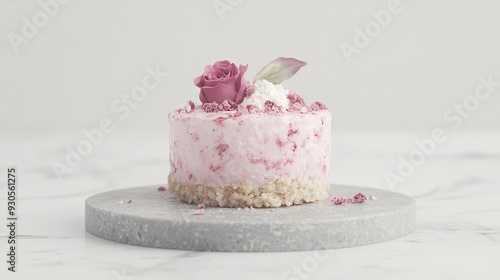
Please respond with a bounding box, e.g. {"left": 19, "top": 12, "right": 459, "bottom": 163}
{"left": 2, "top": 0, "right": 499, "bottom": 132}
{"left": 1, "top": 2, "right": 500, "bottom": 280}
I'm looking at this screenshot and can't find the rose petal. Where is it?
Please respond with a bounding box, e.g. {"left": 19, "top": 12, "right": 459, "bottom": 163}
{"left": 213, "top": 60, "right": 231, "bottom": 68}
{"left": 194, "top": 75, "right": 204, "bottom": 87}
{"left": 234, "top": 64, "right": 249, "bottom": 104}
{"left": 206, "top": 68, "right": 228, "bottom": 80}
{"left": 203, "top": 65, "right": 212, "bottom": 72}
{"left": 199, "top": 90, "right": 208, "bottom": 103}
{"left": 204, "top": 72, "right": 238, "bottom": 87}
{"left": 200, "top": 83, "right": 239, "bottom": 104}
{"left": 236, "top": 64, "right": 248, "bottom": 89}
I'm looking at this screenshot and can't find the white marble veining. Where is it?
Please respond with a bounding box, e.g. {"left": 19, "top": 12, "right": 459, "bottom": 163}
{"left": 1, "top": 129, "right": 499, "bottom": 280}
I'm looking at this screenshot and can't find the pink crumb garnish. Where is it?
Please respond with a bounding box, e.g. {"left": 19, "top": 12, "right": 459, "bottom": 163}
{"left": 117, "top": 199, "right": 132, "bottom": 204}
{"left": 202, "top": 100, "right": 238, "bottom": 113}
{"left": 198, "top": 203, "right": 205, "bottom": 209}
{"left": 202, "top": 102, "right": 220, "bottom": 112}
{"left": 221, "top": 102, "right": 230, "bottom": 111}
{"left": 287, "top": 93, "right": 308, "bottom": 112}
{"left": 246, "top": 84, "right": 256, "bottom": 96}
{"left": 353, "top": 193, "right": 366, "bottom": 203}
{"left": 264, "top": 100, "right": 284, "bottom": 114}
{"left": 331, "top": 192, "right": 369, "bottom": 205}
{"left": 332, "top": 197, "right": 345, "bottom": 205}
{"left": 310, "top": 101, "right": 328, "bottom": 111}
{"left": 230, "top": 110, "right": 242, "bottom": 118}
{"left": 157, "top": 186, "right": 166, "bottom": 191}
{"left": 193, "top": 209, "right": 205, "bottom": 216}
{"left": 218, "top": 100, "right": 236, "bottom": 111}
{"left": 188, "top": 100, "right": 195, "bottom": 110}
{"left": 246, "top": 104, "right": 258, "bottom": 113}
{"left": 287, "top": 92, "right": 307, "bottom": 107}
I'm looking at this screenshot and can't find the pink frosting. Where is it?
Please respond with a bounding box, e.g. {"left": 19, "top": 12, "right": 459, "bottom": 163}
{"left": 168, "top": 107, "right": 331, "bottom": 187}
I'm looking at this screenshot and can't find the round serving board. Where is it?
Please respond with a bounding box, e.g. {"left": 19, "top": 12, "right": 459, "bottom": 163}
{"left": 85, "top": 184, "right": 416, "bottom": 252}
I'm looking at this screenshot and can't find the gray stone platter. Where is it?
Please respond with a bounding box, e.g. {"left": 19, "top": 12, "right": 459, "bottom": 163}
{"left": 85, "top": 184, "right": 416, "bottom": 252}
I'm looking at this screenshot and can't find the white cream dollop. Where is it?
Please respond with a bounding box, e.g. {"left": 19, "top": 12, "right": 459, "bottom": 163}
{"left": 240, "top": 79, "right": 289, "bottom": 110}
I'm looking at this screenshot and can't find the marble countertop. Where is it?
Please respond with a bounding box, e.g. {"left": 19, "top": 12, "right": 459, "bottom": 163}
{"left": 1, "top": 129, "right": 499, "bottom": 280}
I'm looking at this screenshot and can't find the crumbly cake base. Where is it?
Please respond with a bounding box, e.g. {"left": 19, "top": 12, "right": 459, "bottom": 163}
{"left": 168, "top": 176, "right": 330, "bottom": 208}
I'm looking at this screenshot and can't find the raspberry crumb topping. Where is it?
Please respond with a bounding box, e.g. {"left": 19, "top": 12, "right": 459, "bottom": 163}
{"left": 263, "top": 100, "right": 284, "bottom": 114}
{"left": 188, "top": 100, "right": 195, "bottom": 110}
{"left": 353, "top": 193, "right": 367, "bottom": 203}
{"left": 310, "top": 101, "right": 328, "bottom": 111}
{"left": 246, "top": 104, "right": 258, "bottom": 113}
{"left": 287, "top": 92, "right": 308, "bottom": 112}
{"left": 180, "top": 92, "right": 327, "bottom": 115}
{"left": 202, "top": 102, "right": 219, "bottom": 112}
{"left": 287, "top": 92, "right": 307, "bottom": 107}
{"left": 246, "top": 84, "right": 256, "bottom": 96}
{"left": 202, "top": 100, "right": 238, "bottom": 113}
{"left": 157, "top": 186, "right": 166, "bottom": 191}
{"left": 230, "top": 110, "right": 242, "bottom": 118}
{"left": 330, "top": 192, "right": 369, "bottom": 205}
{"left": 193, "top": 209, "right": 205, "bottom": 215}
{"left": 117, "top": 199, "right": 132, "bottom": 204}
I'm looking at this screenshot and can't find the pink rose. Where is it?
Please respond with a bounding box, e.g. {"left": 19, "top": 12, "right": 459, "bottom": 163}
{"left": 194, "top": 60, "right": 250, "bottom": 104}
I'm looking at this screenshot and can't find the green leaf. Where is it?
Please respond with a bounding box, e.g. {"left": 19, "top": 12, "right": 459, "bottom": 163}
{"left": 252, "top": 57, "right": 307, "bottom": 84}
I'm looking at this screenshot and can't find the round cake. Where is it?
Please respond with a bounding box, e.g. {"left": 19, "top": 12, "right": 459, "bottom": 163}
{"left": 168, "top": 58, "right": 332, "bottom": 207}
